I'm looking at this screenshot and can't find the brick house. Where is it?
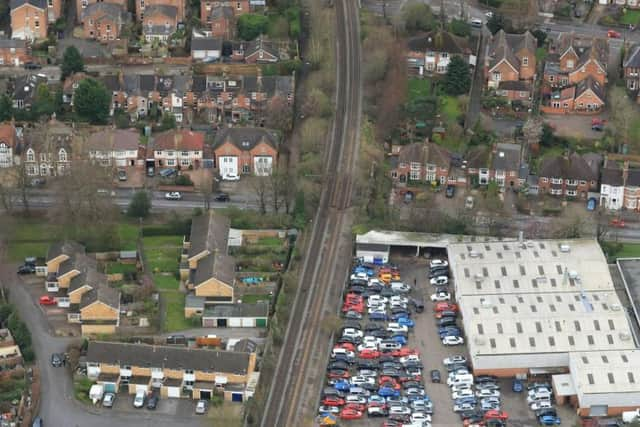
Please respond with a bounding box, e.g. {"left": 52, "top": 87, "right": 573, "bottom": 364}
{"left": 485, "top": 30, "right": 537, "bottom": 90}
{"left": 10, "top": 0, "right": 47, "bottom": 40}
{"left": 23, "top": 117, "right": 74, "bottom": 177}
{"left": 0, "top": 122, "right": 19, "bottom": 168}
{"left": 406, "top": 30, "right": 475, "bottom": 77}
{"left": 537, "top": 153, "right": 600, "bottom": 198}
{"left": 142, "top": 5, "right": 178, "bottom": 42}
{"left": 136, "top": 0, "right": 184, "bottom": 22}
{"left": 542, "top": 76, "right": 605, "bottom": 113}
{"left": 76, "top": 0, "right": 126, "bottom": 22}
{"left": 150, "top": 129, "right": 205, "bottom": 169}
{"left": 490, "top": 143, "right": 521, "bottom": 188}
{"left": 62, "top": 72, "right": 88, "bottom": 105}
{"left": 495, "top": 80, "right": 532, "bottom": 106}
{"left": 244, "top": 38, "right": 280, "bottom": 63}
{"left": 85, "top": 128, "right": 140, "bottom": 167}
{"left": 544, "top": 34, "right": 607, "bottom": 88}
{"left": 201, "top": 0, "right": 248, "bottom": 25}
{"left": 623, "top": 44, "right": 640, "bottom": 97}
{"left": 0, "top": 329, "right": 23, "bottom": 374}
{"left": 81, "top": 2, "right": 128, "bottom": 42}
{"left": 208, "top": 5, "right": 234, "bottom": 38}
{"left": 389, "top": 142, "right": 452, "bottom": 185}
{"left": 191, "top": 36, "right": 222, "bottom": 62}
{"left": 86, "top": 340, "right": 256, "bottom": 401}
{"left": 0, "top": 39, "right": 30, "bottom": 67}
{"left": 213, "top": 127, "right": 279, "bottom": 177}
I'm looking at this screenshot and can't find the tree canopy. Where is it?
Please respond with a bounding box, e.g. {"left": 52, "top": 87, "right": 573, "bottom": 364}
{"left": 0, "top": 95, "right": 12, "bottom": 121}
{"left": 73, "top": 78, "right": 110, "bottom": 124}
{"left": 128, "top": 190, "right": 152, "bottom": 218}
{"left": 61, "top": 46, "right": 85, "bottom": 80}
{"left": 237, "top": 14, "right": 269, "bottom": 41}
{"left": 401, "top": 1, "right": 436, "bottom": 34}
{"left": 444, "top": 56, "right": 471, "bottom": 96}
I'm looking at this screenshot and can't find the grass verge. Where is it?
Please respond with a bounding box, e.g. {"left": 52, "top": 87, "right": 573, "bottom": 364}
{"left": 240, "top": 294, "right": 272, "bottom": 304}
{"left": 7, "top": 242, "right": 49, "bottom": 262}
{"left": 162, "top": 291, "right": 191, "bottom": 332}
{"left": 153, "top": 274, "right": 180, "bottom": 290}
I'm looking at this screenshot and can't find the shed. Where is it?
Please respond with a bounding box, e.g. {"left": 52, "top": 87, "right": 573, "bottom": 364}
{"left": 201, "top": 303, "right": 269, "bottom": 328}
{"left": 355, "top": 243, "right": 390, "bottom": 265}
{"left": 119, "top": 251, "right": 137, "bottom": 263}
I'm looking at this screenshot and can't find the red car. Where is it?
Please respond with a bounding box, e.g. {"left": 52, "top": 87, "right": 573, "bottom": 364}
{"left": 608, "top": 29, "right": 621, "bottom": 38}
{"left": 339, "top": 408, "right": 363, "bottom": 420}
{"left": 611, "top": 218, "right": 626, "bottom": 228}
{"left": 343, "top": 403, "right": 366, "bottom": 412}
{"left": 322, "top": 396, "right": 345, "bottom": 407}
{"left": 334, "top": 342, "right": 355, "bottom": 352}
{"left": 380, "top": 380, "right": 401, "bottom": 390}
{"left": 327, "top": 370, "right": 350, "bottom": 379}
{"left": 358, "top": 349, "right": 380, "bottom": 359}
{"left": 390, "top": 348, "right": 419, "bottom": 358}
{"left": 39, "top": 295, "right": 57, "bottom": 305}
{"left": 484, "top": 410, "right": 509, "bottom": 420}
{"left": 434, "top": 302, "right": 459, "bottom": 312}
{"left": 342, "top": 303, "right": 364, "bottom": 314}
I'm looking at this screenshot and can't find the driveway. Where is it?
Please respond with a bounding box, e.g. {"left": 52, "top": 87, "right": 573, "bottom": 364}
{"left": 0, "top": 261, "right": 206, "bottom": 427}
{"left": 543, "top": 113, "right": 608, "bottom": 139}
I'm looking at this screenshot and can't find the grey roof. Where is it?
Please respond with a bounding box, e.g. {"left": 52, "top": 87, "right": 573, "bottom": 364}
{"left": 407, "top": 30, "right": 470, "bottom": 55}
{"left": 357, "top": 243, "right": 390, "bottom": 252}
{"left": 81, "top": 2, "right": 126, "bottom": 22}
{"left": 233, "top": 338, "right": 258, "bottom": 353}
{"left": 601, "top": 166, "right": 623, "bottom": 186}
{"left": 144, "top": 24, "right": 175, "bottom": 36}
{"left": 210, "top": 5, "right": 234, "bottom": 19}
{"left": 575, "top": 77, "right": 604, "bottom": 102}
{"left": 488, "top": 30, "right": 520, "bottom": 72}
{"left": 13, "top": 75, "right": 44, "bottom": 103}
{"left": 491, "top": 143, "right": 520, "bottom": 171}
{"left": 192, "top": 75, "right": 207, "bottom": 94}
{"left": 139, "top": 74, "right": 156, "bottom": 92}
{"left": 80, "top": 284, "right": 119, "bottom": 310}
{"left": 213, "top": 127, "right": 279, "bottom": 151}
{"left": 497, "top": 80, "right": 531, "bottom": 91}
{"left": 624, "top": 45, "right": 640, "bottom": 69}
{"left": 24, "top": 119, "right": 74, "bottom": 153}
{"left": 185, "top": 294, "right": 206, "bottom": 310}
{"left": 85, "top": 129, "right": 139, "bottom": 152}
{"left": 10, "top": 0, "right": 45, "bottom": 9}
{"left": 86, "top": 341, "right": 252, "bottom": 375}
{"left": 0, "top": 38, "right": 26, "bottom": 49}
{"left": 519, "top": 163, "right": 529, "bottom": 180}
{"left": 191, "top": 37, "right": 223, "bottom": 52}
{"left": 143, "top": 4, "right": 177, "bottom": 17}
{"left": 539, "top": 153, "right": 597, "bottom": 181}
{"left": 245, "top": 38, "right": 279, "bottom": 60}
{"left": 100, "top": 75, "right": 121, "bottom": 92}
{"left": 68, "top": 254, "right": 103, "bottom": 293}
{"left": 193, "top": 252, "right": 235, "bottom": 287}
{"left": 582, "top": 153, "right": 603, "bottom": 176}
{"left": 466, "top": 145, "right": 490, "bottom": 169}
{"left": 47, "top": 241, "right": 85, "bottom": 262}
{"left": 189, "top": 212, "right": 230, "bottom": 258}
{"left": 202, "top": 303, "right": 269, "bottom": 318}
{"left": 627, "top": 168, "right": 640, "bottom": 187}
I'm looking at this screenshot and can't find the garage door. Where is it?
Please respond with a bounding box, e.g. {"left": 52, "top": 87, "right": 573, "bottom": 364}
{"left": 116, "top": 159, "right": 126, "bottom": 167}
{"left": 167, "top": 387, "right": 181, "bottom": 398}
{"left": 228, "top": 318, "right": 242, "bottom": 327}
{"left": 135, "top": 385, "right": 148, "bottom": 394}
{"left": 202, "top": 318, "right": 216, "bottom": 328}
{"left": 240, "top": 318, "right": 254, "bottom": 327}
{"left": 231, "top": 393, "right": 243, "bottom": 403}
{"left": 217, "top": 318, "right": 227, "bottom": 327}
{"left": 103, "top": 383, "right": 117, "bottom": 393}
{"left": 255, "top": 318, "right": 267, "bottom": 327}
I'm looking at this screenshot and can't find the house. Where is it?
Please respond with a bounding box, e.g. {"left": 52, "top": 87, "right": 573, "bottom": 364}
{"left": 62, "top": 72, "right": 89, "bottom": 105}
{"left": 86, "top": 340, "right": 257, "bottom": 401}
{"left": 76, "top": 0, "right": 126, "bottom": 22}
{"left": 142, "top": 5, "right": 178, "bottom": 42}
{"left": 136, "top": 0, "right": 185, "bottom": 22}
{"left": 490, "top": 143, "right": 521, "bottom": 188}
{"left": 406, "top": 30, "right": 475, "bottom": 76}
{"left": 495, "top": 80, "right": 532, "bottom": 106}
{"left": 201, "top": 0, "right": 249, "bottom": 27}
{"left": 544, "top": 34, "right": 607, "bottom": 88}
{"left": 600, "top": 162, "right": 625, "bottom": 210}
{"left": 10, "top": 0, "right": 47, "bottom": 40}
{"left": 537, "top": 153, "right": 600, "bottom": 198}
{"left": 45, "top": 241, "right": 120, "bottom": 335}
{"left": 208, "top": 5, "right": 234, "bottom": 38}
{"left": 389, "top": 141, "right": 452, "bottom": 185}
{"left": 542, "top": 77, "right": 605, "bottom": 114}
{"left": 81, "top": 2, "right": 128, "bottom": 42}
{"left": 485, "top": 30, "right": 537, "bottom": 89}
{"left": 244, "top": 38, "right": 280, "bottom": 63}
{"left": 191, "top": 36, "right": 222, "bottom": 62}
{"left": 213, "top": 127, "right": 279, "bottom": 176}
{"left": 0, "top": 38, "right": 30, "bottom": 67}
{"left": 200, "top": 303, "right": 269, "bottom": 327}
{"left": 150, "top": 129, "right": 204, "bottom": 169}
{"left": 12, "top": 74, "right": 45, "bottom": 109}
{"left": 623, "top": 44, "right": 640, "bottom": 96}
{"left": 85, "top": 128, "right": 140, "bottom": 167}
{"left": 23, "top": 117, "right": 74, "bottom": 176}
{"left": 0, "top": 329, "right": 23, "bottom": 374}
{"left": 0, "top": 122, "right": 19, "bottom": 168}
{"left": 180, "top": 211, "right": 235, "bottom": 310}
{"left": 465, "top": 145, "right": 491, "bottom": 186}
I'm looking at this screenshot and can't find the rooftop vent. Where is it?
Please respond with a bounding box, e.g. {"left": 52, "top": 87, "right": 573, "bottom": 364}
{"left": 620, "top": 332, "right": 631, "bottom": 341}
{"left": 569, "top": 270, "right": 579, "bottom": 279}
{"left": 611, "top": 303, "right": 622, "bottom": 311}
{"left": 480, "top": 299, "right": 492, "bottom": 308}
{"left": 526, "top": 241, "right": 535, "bottom": 248}
{"left": 469, "top": 251, "right": 480, "bottom": 258}
{"left": 560, "top": 244, "right": 571, "bottom": 253}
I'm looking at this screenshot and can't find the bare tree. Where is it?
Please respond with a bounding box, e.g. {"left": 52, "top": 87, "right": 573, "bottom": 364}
{"left": 200, "top": 173, "right": 215, "bottom": 210}
{"left": 251, "top": 176, "right": 268, "bottom": 214}
{"left": 610, "top": 87, "right": 635, "bottom": 153}
{"left": 0, "top": 161, "right": 31, "bottom": 215}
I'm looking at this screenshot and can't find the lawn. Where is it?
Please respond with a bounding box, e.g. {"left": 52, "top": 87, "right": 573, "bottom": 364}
{"left": 117, "top": 223, "right": 139, "bottom": 251}
{"left": 10, "top": 221, "right": 60, "bottom": 241}
{"left": 143, "top": 235, "right": 182, "bottom": 273}
{"left": 408, "top": 78, "right": 432, "bottom": 102}
{"left": 257, "top": 237, "right": 283, "bottom": 247}
{"left": 105, "top": 262, "right": 138, "bottom": 275}
{"left": 162, "top": 291, "right": 191, "bottom": 332}
{"left": 7, "top": 242, "right": 49, "bottom": 262}
{"left": 621, "top": 9, "right": 640, "bottom": 25}
{"left": 143, "top": 235, "right": 183, "bottom": 247}
{"left": 612, "top": 243, "right": 640, "bottom": 259}
{"left": 631, "top": 120, "right": 640, "bottom": 147}
{"left": 153, "top": 274, "right": 179, "bottom": 290}
{"left": 240, "top": 293, "right": 272, "bottom": 304}
{"left": 440, "top": 96, "right": 462, "bottom": 122}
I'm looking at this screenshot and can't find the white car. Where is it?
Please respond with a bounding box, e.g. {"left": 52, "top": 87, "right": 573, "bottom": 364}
{"left": 452, "top": 389, "right": 474, "bottom": 400}
{"left": 367, "top": 299, "right": 386, "bottom": 309}
{"left": 368, "top": 278, "right": 383, "bottom": 287}
{"left": 387, "top": 323, "right": 409, "bottom": 334}
{"left": 368, "top": 295, "right": 388, "bottom": 303}
{"left": 476, "top": 389, "right": 501, "bottom": 399}
{"left": 318, "top": 406, "right": 340, "bottom": 414}
{"left": 357, "top": 342, "right": 378, "bottom": 352}
{"left": 430, "top": 276, "right": 449, "bottom": 286}
{"left": 450, "top": 383, "right": 473, "bottom": 393}
{"left": 164, "top": 191, "right": 182, "bottom": 200}
{"left": 358, "top": 369, "right": 377, "bottom": 378}
{"left": 430, "top": 259, "right": 449, "bottom": 269}
{"left": 133, "top": 390, "right": 146, "bottom": 408}
{"left": 390, "top": 295, "right": 408, "bottom": 305}
{"left": 345, "top": 395, "right": 367, "bottom": 405}
{"left": 453, "top": 402, "right": 476, "bottom": 412}
{"left": 442, "top": 336, "right": 464, "bottom": 346}
{"left": 430, "top": 291, "right": 451, "bottom": 301}
{"left": 485, "top": 10, "right": 494, "bottom": 17}
{"left": 222, "top": 173, "right": 240, "bottom": 181}
{"left": 350, "top": 272, "right": 368, "bottom": 281}
{"left": 350, "top": 376, "right": 376, "bottom": 386}
{"left": 530, "top": 400, "right": 553, "bottom": 411}
{"left": 527, "top": 391, "right": 552, "bottom": 404}
{"left": 443, "top": 355, "right": 467, "bottom": 366}
{"left": 342, "top": 328, "right": 363, "bottom": 339}
{"left": 388, "top": 405, "right": 411, "bottom": 416}
{"left": 410, "top": 412, "right": 432, "bottom": 424}
{"left": 389, "top": 301, "right": 408, "bottom": 310}
{"left": 368, "top": 307, "right": 386, "bottom": 315}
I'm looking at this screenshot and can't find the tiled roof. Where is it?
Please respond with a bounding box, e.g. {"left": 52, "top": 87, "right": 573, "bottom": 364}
{"left": 407, "top": 30, "right": 470, "bottom": 55}
{"left": 213, "top": 127, "right": 279, "bottom": 151}
{"left": 491, "top": 143, "right": 520, "bottom": 171}
{"left": 86, "top": 129, "right": 139, "bottom": 152}
{"left": 10, "top": 0, "right": 45, "bottom": 10}
{"left": 80, "top": 283, "right": 119, "bottom": 310}
{"left": 189, "top": 211, "right": 230, "bottom": 258}
{"left": 601, "top": 166, "right": 623, "bottom": 186}
{"left": 575, "top": 77, "right": 604, "bottom": 103}
{"left": 191, "top": 37, "right": 223, "bottom": 52}
{"left": 152, "top": 130, "right": 205, "bottom": 151}
{"left": 624, "top": 44, "right": 640, "bottom": 68}
{"left": 539, "top": 153, "right": 597, "bottom": 181}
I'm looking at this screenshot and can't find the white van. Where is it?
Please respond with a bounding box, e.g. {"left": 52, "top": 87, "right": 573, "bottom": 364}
{"left": 470, "top": 18, "right": 483, "bottom": 28}
{"left": 331, "top": 348, "right": 355, "bottom": 359}
{"left": 623, "top": 409, "right": 640, "bottom": 423}
{"left": 447, "top": 373, "right": 474, "bottom": 387}
{"left": 348, "top": 387, "right": 369, "bottom": 397}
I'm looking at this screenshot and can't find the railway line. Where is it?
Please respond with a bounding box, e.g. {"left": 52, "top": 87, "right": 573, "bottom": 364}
{"left": 259, "top": 0, "right": 362, "bottom": 425}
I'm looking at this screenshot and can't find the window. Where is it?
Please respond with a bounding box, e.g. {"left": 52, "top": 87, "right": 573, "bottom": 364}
{"left": 608, "top": 373, "right": 615, "bottom": 384}
{"left": 568, "top": 336, "right": 575, "bottom": 346}
{"left": 519, "top": 91, "right": 527, "bottom": 97}
{"left": 602, "top": 355, "right": 609, "bottom": 363}
{"left": 181, "top": 151, "right": 189, "bottom": 156}
{"left": 35, "top": 20, "right": 40, "bottom": 28}
{"left": 594, "top": 320, "right": 600, "bottom": 331}
{"left": 530, "top": 305, "right": 537, "bottom": 313}
{"left": 535, "top": 322, "right": 542, "bottom": 333}
{"left": 59, "top": 149, "right": 67, "bottom": 162}
{"left": 566, "top": 190, "right": 577, "bottom": 196}
{"left": 490, "top": 338, "right": 496, "bottom": 348}
{"left": 496, "top": 323, "right": 503, "bottom": 334}
{"left": 516, "top": 322, "right": 523, "bottom": 333}
{"left": 492, "top": 72, "right": 501, "bottom": 82}
{"left": 529, "top": 337, "right": 536, "bottom": 347}
{"left": 566, "top": 59, "right": 574, "bottom": 69}
{"left": 629, "top": 372, "right": 636, "bottom": 384}
{"left": 548, "top": 336, "right": 555, "bottom": 346}
{"left": 26, "top": 149, "right": 34, "bottom": 162}
{"left": 555, "top": 321, "right": 561, "bottom": 332}
{"left": 243, "top": 164, "right": 250, "bottom": 173}
{"left": 509, "top": 338, "right": 516, "bottom": 348}
{"left": 609, "top": 319, "right": 615, "bottom": 330}
{"left": 587, "top": 335, "right": 594, "bottom": 345}
{"left": 511, "top": 306, "right": 518, "bottom": 313}
{"left": 574, "top": 321, "right": 581, "bottom": 331}
{"left": 477, "top": 324, "right": 484, "bottom": 335}
{"left": 522, "top": 56, "right": 529, "bottom": 66}
{"left": 180, "top": 159, "right": 190, "bottom": 166}
{"left": 549, "top": 75, "right": 554, "bottom": 82}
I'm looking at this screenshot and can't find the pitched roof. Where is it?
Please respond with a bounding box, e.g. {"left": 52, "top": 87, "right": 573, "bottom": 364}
{"left": 491, "top": 143, "right": 520, "bottom": 171}
{"left": 85, "top": 129, "right": 139, "bottom": 152}
{"left": 538, "top": 153, "right": 597, "bottom": 180}
{"left": 582, "top": 153, "right": 603, "bottom": 176}
{"left": 144, "top": 25, "right": 175, "bottom": 36}
{"left": 47, "top": 241, "right": 85, "bottom": 262}
{"left": 203, "top": 303, "right": 269, "bottom": 318}
{"left": 80, "top": 283, "right": 119, "bottom": 310}
{"left": 245, "top": 38, "right": 279, "bottom": 59}
{"left": 497, "top": 80, "right": 531, "bottom": 91}
{"left": 624, "top": 44, "right": 640, "bottom": 68}
{"left": 627, "top": 168, "right": 640, "bottom": 187}
{"left": 86, "top": 341, "right": 252, "bottom": 375}
{"left": 575, "top": 76, "right": 604, "bottom": 103}
{"left": 13, "top": 74, "right": 45, "bottom": 102}
{"left": 24, "top": 119, "right": 74, "bottom": 153}
{"left": 601, "top": 166, "right": 623, "bottom": 186}
{"left": 100, "top": 75, "right": 121, "bottom": 92}
{"left": 213, "top": 127, "right": 279, "bottom": 151}
{"left": 210, "top": 5, "right": 234, "bottom": 19}
{"left": 193, "top": 252, "right": 235, "bottom": 287}
{"left": 81, "top": 2, "right": 126, "bottom": 21}
{"left": 406, "top": 30, "right": 470, "bottom": 55}
{"left": 143, "top": 4, "right": 176, "bottom": 17}
{"left": 396, "top": 142, "right": 451, "bottom": 169}
{"left": 488, "top": 30, "right": 521, "bottom": 72}
{"left": 466, "top": 145, "right": 490, "bottom": 169}
{"left": 68, "top": 254, "right": 104, "bottom": 293}
{"left": 0, "top": 38, "right": 26, "bottom": 49}
{"left": 575, "top": 38, "right": 607, "bottom": 71}
{"left": 189, "top": 211, "right": 230, "bottom": 258}
{"left": 10, "top": 0, "right": 45, "bottom": 10}
{"left": 191, "top": 37, "right": 223, "bottom": 52}
{"left": 152, "top": 130, "right": 205, "bottom": 151}
{"left": 0, "top": 123, "right": 17, "bottom": 148}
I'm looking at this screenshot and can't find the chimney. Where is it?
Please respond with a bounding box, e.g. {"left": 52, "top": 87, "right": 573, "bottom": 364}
{"left": 518, "top": 231, "right": 524, "bottom": 243}
{"left": 623, "top": 160, "right": 630, "bottom": 184}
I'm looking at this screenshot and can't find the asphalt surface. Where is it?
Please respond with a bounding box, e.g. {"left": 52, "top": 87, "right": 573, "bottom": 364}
{"left": 259, "top": 0, "right": 363, "bottom": 426}
{"left": 0, "top": 269, "right": 206, "bottom": 427}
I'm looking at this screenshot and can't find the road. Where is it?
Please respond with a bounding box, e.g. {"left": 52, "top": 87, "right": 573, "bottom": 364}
{"left": 259, "top": 0, "right": 362, "bottom": 426}
{"left": 0, "top": 267, "right": 205, "bottom": 427}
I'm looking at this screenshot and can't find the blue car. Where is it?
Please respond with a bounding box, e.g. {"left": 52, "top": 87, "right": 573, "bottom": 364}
{"left": 539, "top": 415, "right": 561, "bottom": 425}
{"left": 396, "top": 317, "right": 415, "bottom": 328}
{"left": 391, "top": 335, "right": 407, "bottom": 345}
{"left": 369, "top": 312, "right": 388, "bottom": 321}
{"left": 512, "top": 379, "right": 524, "bottom": 392}
{"left": 334, "top": 380, "right": 350, "bottom": 391}
{"left": 378, "top": 386, "right": 400, "bottom": 397}
{"left": 438, "top": 326, "right": 461, "bottom": 334}
{"left": 439, "top": 329, "right": 461, "bottom": 338}
{"left": 390, "top": 311, "right": 411, "bottom": 321}
{"left": 454, "top": 397, "right": 477, "bottom": 406}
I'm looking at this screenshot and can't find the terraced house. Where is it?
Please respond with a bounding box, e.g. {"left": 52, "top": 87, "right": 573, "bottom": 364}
{"left": 150, "top": 129, "right": 204, "bottom": 169}
{"left": 537, "top": 153, "right": 601, "bottom": 198}
{"left": 0, "top": 122, "right": 19, "bottom": 168}
{"left": 81, "top": 2, "right": 129, "bottom": 41}
{"left": 86, "top": 341, "right": 257, "bottom": 402}
{"left": 0, "top": 39, "right": 30, "bottom": 67}
{"left": 23, "top": 117, "right": 74, "bottom": 176}
{"left": 389, "top": 141, "right": 452, "bottom": 185}
{"left": 85, "top": 128, "right": 140, "bottom": 167}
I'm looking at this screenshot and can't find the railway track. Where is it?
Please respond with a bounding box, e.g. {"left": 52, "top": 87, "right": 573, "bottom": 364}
{"left": 259, "top": 0, "right": 362, "bottom": 426}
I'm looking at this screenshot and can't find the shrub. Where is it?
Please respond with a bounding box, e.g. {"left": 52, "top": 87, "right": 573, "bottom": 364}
{"left": 174, "top": 174, "right": 193, "bottom": 186}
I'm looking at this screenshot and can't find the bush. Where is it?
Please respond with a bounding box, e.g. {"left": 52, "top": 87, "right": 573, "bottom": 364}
{"left": 238, "top": 14, "right": 269, "bottom": 40}
{"left": 174, "top": 174, "right": 193, "bottom": 186}
{"left": 449, "top": 19, "right": 471, "bottom": 37}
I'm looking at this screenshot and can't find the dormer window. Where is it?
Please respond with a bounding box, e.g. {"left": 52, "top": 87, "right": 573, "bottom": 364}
{"left": 59, "top": 148, "right": 67, "bottom": 162}
{"left": 241, "top": 141, "right": 250, "bottom": 148}
{"left": 522, "top": 57, "right": 528, "bottom": 66}
{"left": 566, "top": 59, "right": 574, "bottom": 69}
{"left": 26, "top": 149, "right": 34, "bottom": 162}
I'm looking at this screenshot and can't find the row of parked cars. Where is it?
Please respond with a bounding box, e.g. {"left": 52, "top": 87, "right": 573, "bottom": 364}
{"left": 425, "top": 260, "right": 465, "bottom": 348}
{"left": 319, "top": 261, "right": 431, "bottom": 426}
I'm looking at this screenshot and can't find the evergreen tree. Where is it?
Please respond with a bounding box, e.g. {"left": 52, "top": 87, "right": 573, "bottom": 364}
{"left": 444, "top": 56, "right": 471, "bottom": 96}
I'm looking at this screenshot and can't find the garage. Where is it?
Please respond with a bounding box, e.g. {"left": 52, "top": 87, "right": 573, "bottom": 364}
{"left": 255, "top": 318, "right": 267, "bottom": 327}
{"left": 217, "top": 318, "right": 227, "bottom": 327}
{"left": 116, "top": 159, "right": 127, "bottom": 167}
{"left": 103, "top": 382, "right": 117, "bottom": 393}
{"left": 228, "top": 317, "right": 242, "bottom": 327}
{"left": 232, "top": 393, "right": 243, "bottom": 402}
{"left": 135, "top": 384, "right": 148, "bottom": 394}
{"left": 203, "top": 318, "right": 215, "bottom": 327}
{"left": 240, "top": 318, "right": 254, "bottom": 327}
{"left": 166, "top": 386, "right": 181, "bottom": 398}
{"left": 202, "top": 303, "right": 269, "bottom": 328}
{"left": 356, "top": 242, "right": 390, "bottom": 264}
{"left": 199, "top": 390, "right": 212, "bottom": 400}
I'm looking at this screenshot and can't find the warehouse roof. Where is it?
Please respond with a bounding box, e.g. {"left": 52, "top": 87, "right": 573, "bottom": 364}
{"left": 569, "top": 350, "right": 640, "bottom": 395}
{"left": 356, "top": 230, "right": 503, "bottom": 249}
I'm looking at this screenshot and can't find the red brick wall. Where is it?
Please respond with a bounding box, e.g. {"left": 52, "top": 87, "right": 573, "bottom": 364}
{"left": 0, "top": 47, "right": 30, "bottom": 66}
{"left": 516, "top": 49, "right": 536, "bottom": 80}
{"left": 569, "top": 60, "right": 606, "bottom": 86}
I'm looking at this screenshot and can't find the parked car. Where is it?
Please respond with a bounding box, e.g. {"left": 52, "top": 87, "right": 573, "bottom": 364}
{"left": 539, "top": 414, "right": 562, "bottom": 425}
{"left": 431, "top": 291, "right": 451, "bottom": 301}
{"left": 445, "top": 185, "right": 455, "bottom": 198}
{"left": 484, "top": 410, "right": 509, "bottom": 420}
{"left": 117, "top": 170, "right": 127, "bottom": 181}
{"left": 430, "top": 369, "right": 441, "bottom": 383}
{"left": 430, "top": 276, "right": 449, "bottom": 286}
{"left": 32, "top": 416, "right": 43, "bottom": 427}
{"left": 147, "top": 393, "right": 159, "bottom": 409}
{"left": 430, "top": 259, "right": 449, "bottom": 269}
{"left": 444, "top": 355, "right": 467, "bottom": 366}
{"left": 608, "top": 29, "right": 621, "bottom": 38}
{"left": 50, "top": 353, "right": 63, "bottom": 367}
{"left": 465, "top": 196, "right": 474, "bottom": 209}
{"left": 18, "top": 264, "right": 36, "bottom": 274}
{"left": 442, "top": 336, "right": 465, "bottom": 345}
{"left": 318, "top": 405, "right": 340, "bottom": 415}
{"left": 23, "top": 62, "right": 42, "bottom": 70}
{"left": 214, "top": 192, "right": 230, "bottom": 202}
{"left": 133, "top": 390, "right": 146, "bottom": 408}
{"left": 222, "top": 173, "right": 241, "bottom": 181}
{"left": 39, "top": 296, "right": 57, "bottom": 306}
{"left": 512, "top": 378, "right": 524, "bottom": 392}
{"left": 195, "top": 400, "right": 207, "bottom": 414}
{"left": 102, "top": 392, "right": 115, "bottom": 408}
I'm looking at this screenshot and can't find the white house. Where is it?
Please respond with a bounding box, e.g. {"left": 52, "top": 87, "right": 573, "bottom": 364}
{"left": 0, "top": 123, "right": 18, "bottom": 168}
{"left": 191, "top": 37, "right": 222, "bottom": 62}
{"left": 85, "top": 129, "right": 140, "bottom": 168}
{"left": 150, "top": 130, "right": 205, "bottom": 169}
{"left": 600, "top": 166, "right": 624, "bottom": 211}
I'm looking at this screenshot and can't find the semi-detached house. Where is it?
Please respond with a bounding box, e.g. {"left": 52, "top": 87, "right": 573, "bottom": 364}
{"left": 537, "top": 153, "right": 600, "bottom": 198}
{"left": 0, "top": 122, "right": 19, "bottom": 168}
{"left": 213, "top": 127, "right": 279, "bottom": 177}
{"left": 600, "top": 158, "right": 640, "bottom": 211}
{"left": 85, "top": 128, "right": 140, "bottom": 167}
{"left": 23, "top": 118, "right": 74, "bottom": 177}
{"left": 150, "top": 129, "right": 205, "bottom": 169}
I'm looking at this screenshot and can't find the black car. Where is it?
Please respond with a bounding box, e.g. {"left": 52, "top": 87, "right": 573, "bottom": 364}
{"left": 350, "top": 279, "right": 368, "bottom": 287}
{"left": 430, "top": 369, "right": 441, "bottom": 383}
{"left": 380, "top": 288, "right": 395, "bottom": 298}
{"left": 361, "top": 382, "right": 378, "bottom": 391}
{"left": 356, "top": 359, "right": 379, "bottom": 370}
{"left": 343, "top": 310, "right": 362, "bottom": 320}
{"left": 323, "top": 387, "right": 345, "bottom": 397}
{"left": 527, "top": 382, "right": 551, "bottom": 390}
{"left": 429, "top": 269, "right": 449, "bottom": 278}
{"left": 459, "top": 410, "right": 484, "bottom": 420}
{"left": 403, "top": 380, "right": 423, "bottom": 390}
{"left": 410, "top": 297, "right": 425, "bottom": 313}
{"left": 437, "top": 310, "right": 458, "bottom": 319}
{"left": 214, "top": 192, "right": 230, "bottom": 202}
{"left": 365, "top": 323, "right": 384, "bottom": 333}
{"left": 445, "top": 185, "right": 455, "bottom": 198}
{"left": 349, "top": 285, "right": 365, "bottom": 294}
{"left": 330, "top": 354, "right": 353, "bottom": 364}
{"left": 342, "top": 321, "right": 362, "bottom": 330}
{"left": 23, "top": 62, "right": 42, "bottom": 70}
{"left": 337, "top": 336, "right": 356, "bottom": 345}
{"left": 368, "top": 283, "right": 383, "bottom": 292}
{"left": 403, "top": 361, "right": 424, "bottom": 369}
{"left": 436, "top": 317, "right": 457, "bottom": 327}
{"left": 147, "top": 393, "right": 159, "bottom": 410}
{"left": 17, "top": 264, "right": 36, "bottom": 274}
{"left": 381, "top": 362, "right": 403, "bottom": 371}
{"left": 328, "top": 361, "right": 349, "bottom": 371}
{"left": 381, "top": 368, "right": 402, "bottom": 377}
{"left": 50, "top": 353, "right": 63, "bottom": 367}
{"left": 475, "top": 375, "right": 498, "bottom": 384}
{"left": 369, "top": 329, "right": 388, "bottom": 339}
{"left": 446, "top": 363, "right": 469, "bottom": 372}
